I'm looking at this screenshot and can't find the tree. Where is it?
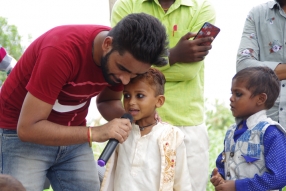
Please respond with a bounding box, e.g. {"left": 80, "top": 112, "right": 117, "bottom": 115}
{"left": 0, "top": 17, "right": 24, "bottom": 60}
{"left": 0, "top": 17, "right": 24, "bottom": 86}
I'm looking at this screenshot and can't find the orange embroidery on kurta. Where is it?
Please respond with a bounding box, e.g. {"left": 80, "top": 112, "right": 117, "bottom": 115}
{"left": 163, "top": 141, "right": 176, "bottom": 183}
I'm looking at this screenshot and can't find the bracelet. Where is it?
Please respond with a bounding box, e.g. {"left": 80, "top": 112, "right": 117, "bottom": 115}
{"left": 87, "top": 126, "right": 92, "bottom": 147}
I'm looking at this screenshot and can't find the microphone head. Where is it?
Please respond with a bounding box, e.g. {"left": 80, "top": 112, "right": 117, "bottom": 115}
{"left": 97, "top": 159, "right": 106, "bottom": 167}
{"left": 121, "top": 113, "right": 133, "bottom": 123}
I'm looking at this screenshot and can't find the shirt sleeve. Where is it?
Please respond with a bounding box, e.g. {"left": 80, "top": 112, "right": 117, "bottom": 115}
{"left": 26, "top": 47, "right": 73, "bottom": 105}
{"left": 235, "top": 125, "right": 286, "bottom": 191}
{"left": 236, "top": 8, "right": 280, "bottom": 72}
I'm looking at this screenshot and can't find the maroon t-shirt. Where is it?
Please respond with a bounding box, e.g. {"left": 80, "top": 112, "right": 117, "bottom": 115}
{"left": 0, "top": 25, "right": 123, "bottom": 129}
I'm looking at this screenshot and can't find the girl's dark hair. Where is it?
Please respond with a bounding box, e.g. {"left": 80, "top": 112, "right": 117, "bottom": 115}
{"left": 233, "top": 66, "right": 280, "bottom": 109}
{"left": 108, "top": 13, "right": 168, "bottom": 67}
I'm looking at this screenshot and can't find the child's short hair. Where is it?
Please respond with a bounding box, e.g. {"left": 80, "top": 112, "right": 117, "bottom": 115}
{"left": 233, "top": 67, "right": 280, "bottom": 109}
{"left": 129, "top": 68, "right": 166, "bottom": 96}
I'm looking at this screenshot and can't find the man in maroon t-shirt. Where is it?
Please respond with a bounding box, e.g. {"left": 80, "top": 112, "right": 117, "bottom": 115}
{"left": 0, "top": 13, "right": 168, "bottom": 191}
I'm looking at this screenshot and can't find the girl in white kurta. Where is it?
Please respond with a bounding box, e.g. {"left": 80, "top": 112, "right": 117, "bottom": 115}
{"left": 100, "top": 68, "right": 192, "bottom": 191}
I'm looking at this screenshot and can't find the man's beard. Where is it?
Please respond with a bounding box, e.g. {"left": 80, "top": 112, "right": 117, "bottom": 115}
{"left": 100, "top": 50, "right": 121, "bottom": 86}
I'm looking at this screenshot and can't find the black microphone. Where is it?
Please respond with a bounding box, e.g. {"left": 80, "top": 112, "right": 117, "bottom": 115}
{"left": 97, "top": 113, "right": 133, "bottom": 167}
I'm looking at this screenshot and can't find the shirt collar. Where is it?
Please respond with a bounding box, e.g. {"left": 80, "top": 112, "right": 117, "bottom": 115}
{"left": 142, "top": 0, "right": 194, "bottom": 6}
{"left": 269, "top": 0, "right": 280, "bottom": 9}
{"left": 235, "top": 110, "right": 268, "bottom": 129}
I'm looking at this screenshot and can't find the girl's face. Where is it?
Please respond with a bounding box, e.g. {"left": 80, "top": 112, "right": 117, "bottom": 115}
{"left": 229, "top": 79, "right": 262, "bottom": 119}
{"left": 123, "top": 80, "right": 160, "bottom": 122}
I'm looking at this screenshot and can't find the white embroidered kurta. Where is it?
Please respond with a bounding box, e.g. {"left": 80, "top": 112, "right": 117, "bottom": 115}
{"left": 100, "top": 122, "right": 192, "bottom": 191}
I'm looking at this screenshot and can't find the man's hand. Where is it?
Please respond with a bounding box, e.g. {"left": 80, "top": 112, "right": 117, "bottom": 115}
{"left": 274, "top": 63, "right": 286, "bottom": 80}
{"left": 168, "top": 32, "right": 213, "bottom": 65}
{"left": 92, "top": 117, "right": 132, "bottom": 143}
{"left": 210, "top": 168, "right": 225, "bottom": 187}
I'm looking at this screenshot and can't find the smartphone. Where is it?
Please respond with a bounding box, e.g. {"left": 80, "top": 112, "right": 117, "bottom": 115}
{"left": 194, "top": 22, "right": 220, "bottom": 46}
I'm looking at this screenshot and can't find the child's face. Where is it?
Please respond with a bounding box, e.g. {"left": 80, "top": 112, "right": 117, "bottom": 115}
{"left": 123, "top": 80, "right": 159, "bottom": 121}
{"left": 230, "top": 79, "right": 262, "bottom": 119}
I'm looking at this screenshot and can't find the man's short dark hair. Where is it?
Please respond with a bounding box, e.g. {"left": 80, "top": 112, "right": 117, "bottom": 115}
{"left": 233, "top": 66, "right": 280, "bottom": 109}
{"left": 108, "top": 13, "right": 168, "bottom": 67}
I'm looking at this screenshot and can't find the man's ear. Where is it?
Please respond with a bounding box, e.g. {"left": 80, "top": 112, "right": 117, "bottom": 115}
{"left": 155, "top": 95, "right": 165, "bottom": 108}
{"left": 257, "top": 93, "right": 267, "bottom": 106}
{"left": 102, "top": 36, "right": 113, "bottom": 52}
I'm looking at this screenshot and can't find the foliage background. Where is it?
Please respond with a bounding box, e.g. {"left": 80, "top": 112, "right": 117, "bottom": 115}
{"left": 0, "top": 16, "right": 26, "bottom": 86}
{"left": 0, "top": 17, "right": 23, "bottom": 60}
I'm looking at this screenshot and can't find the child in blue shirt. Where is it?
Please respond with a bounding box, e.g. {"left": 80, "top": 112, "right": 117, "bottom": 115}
{"left": 211, "top": 66, "right": 286, "bottom": 191}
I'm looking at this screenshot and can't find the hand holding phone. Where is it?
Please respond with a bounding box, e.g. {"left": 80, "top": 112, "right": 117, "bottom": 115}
{"left": 169, "top": 23, "right": 219, "bottom": 64}
{"left": 194, "top": 22, "right": 220, "bottom": 46}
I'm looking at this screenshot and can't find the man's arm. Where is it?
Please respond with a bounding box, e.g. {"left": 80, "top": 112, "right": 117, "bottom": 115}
{"left": 168, "top": 32, "right": 213, "bottom": 65}
{"left": 168, "top": 0, "right": 216, "bottom": 66}
{"left": 163, "top": 0, "right": 216, "bottom": 81}
{"left": 17, "top": 92, "right": 131, "bottom": 146}
{"left": 236, "top": 8, "right": 283, "bottom": 78}
{"left": 96, "top": 86, "right": 125, "bottom": 121}
{"left": 274, "top": 64, "right": 286, "bottom": 80}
